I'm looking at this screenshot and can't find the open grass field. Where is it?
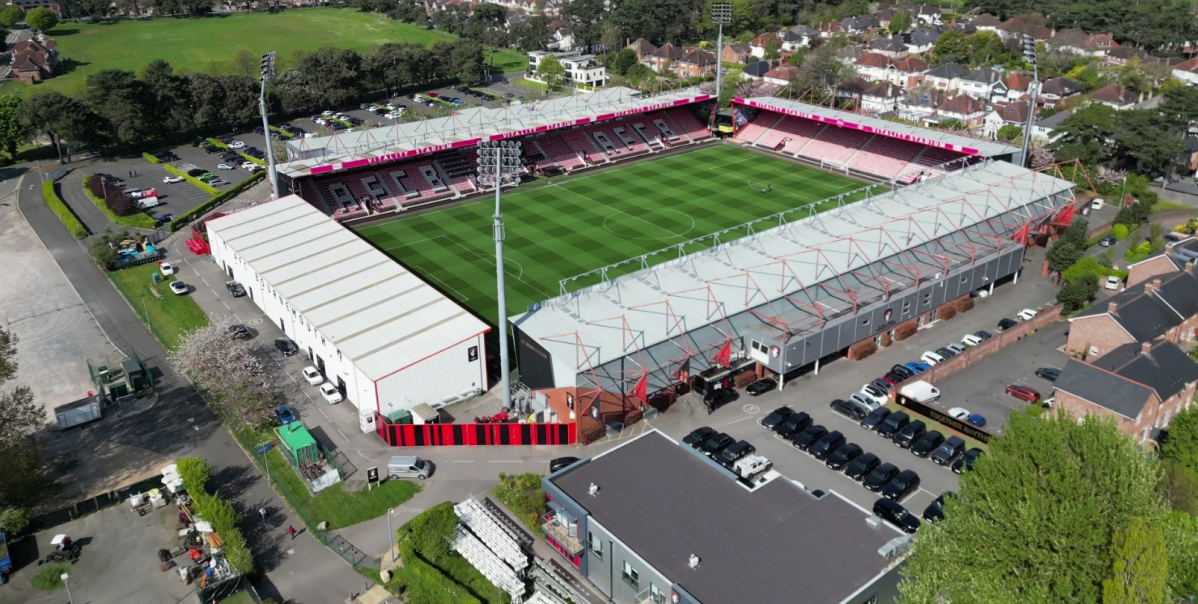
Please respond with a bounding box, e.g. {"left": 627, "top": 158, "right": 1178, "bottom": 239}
{"left": 356, "top": 144, "right": 872, "bottom": 323}
{"left": 108, "top": 263, "right": 210, "bottom": 351}
{"left": 11, "top": 8, "right": 523, "bottom": 97}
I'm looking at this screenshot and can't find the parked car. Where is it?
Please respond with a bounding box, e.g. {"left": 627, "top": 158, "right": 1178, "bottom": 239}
{"left": 997, "top": 318, "right": 1019, "bottom": 331}
{"left": 1006, "top": 384, "right": 1041, "bottom": 402}
{"left": 714, "top": 440, "right": 755, "bottom": 468}
{"left": 810, "top": 431, "right": 846, "bottom": 460}
{"left": 683, "top": 426, "right": 717, "bottom": 448}
{"left": 910, "top": 430, "right": 946, "bottom": 458}
{"left": 275, "top": 405, "right": 297, "bottom": 425}
{"left": 893, "top": 420, "right": 928, "bottom": 449}
{"left": 226, "top": 280, "right": 246, "bottom": 297}
{"left": 876, "top": 411, "right": 910, "bottom": 439}
{"left": 863, "top": 463, "right": 901, "bottom": 492}
{"left": 974, "top": 330, "right": 993, "bottom": 341}
{"left": 968, "top": 413, "right": 987, "bottom": 427}
{"left": 1017, "top": 308, "right": 1038, "bottom": 321}
{"left": 849, "top": 392, "right": 881, "bottom": 412}
{"left": 931, "top": 436, "right": 966, "bottom": 466}
{"left": 935, "top": 347, "right": 958, "bottom": 359}
{"left": 549, "top": 456, "right": 581, "bottom": 473}
{"left": 884, "top": 370, "right": 908, "bottom": 384}
{"left": 1105, "top": 276, "right": 1121, "bottom": 290}
{"left": 168, "top": 281, "right": 188, "bottom": 295}
{"left": 870, "top": 378, "right": 893, "bottom": 393}
{"left": 217, "top": 163, "right": 234, "bottom": 170}
{"left": 920, "top": 351, "right": 945, "bottom": 366}
{"left": 1035, "top": 367, "right": 1061, "bottom": 381}
{"left": 228, "top": 324, "right": 250, "bottom": 340}
{"left": 186, "top": 168, "right": 206, "bottom": 177}
{"left": 890, "top": 364, "right": 916, "bottom": 380}
{"left": 830, "top": 399, "right": 870, "bottom": 421}
{"left": 854, "top": 387, "right": 887, "bottom": 409}
{"left": 922, "top": 493, "right": 949, "bottom": 523}
{"left": 319, "top": 382, "right": 343, "bottom": 404}
{"left": 704, "top": 388, "right": 738, "bottom": 413}
{"left": 1099, "top": 236, "right": 1117, "bottom": 247}
{"left": 874, "top": 497, "right": 921, "bottom": 534}
{"left": 700, "top": 433, "right": 734, "bottom": 457}
{"left": 945, "top": 342, "right": 966, "bottom": 354}
{"left": 274, "top": 337, "right": 298, "bottom": 356}
{"left": 845, "top": 452, "right": 881, "bottom": 480}
{"left": 746, "top": 377, "right": 777, "bottom": 396}
{"left": 826, "top": 443, "right": 863, "bottom": 471}
{"left": 198, "top": 173, "right": 217, "bottom": 182}
{"left": 760, "top": 406, "right": 794, "bottom": 430}
{"left": 953, "top": 448, "right": 984, "bottom": 473}
{"left": 860, "top": 407, "right": 891, "bottom": 431}
{"left": 947, "top": 407, "right": 970, "bottom": 421}
{"left": 159, "top": 262, "right": 177, "bottom": 276}
{"left": 904, "top": 362, "right": 931, "bottom": 374}
{"left": 775, "top": 412, "right": 813, "bottom": 439}
{"left": 882, "top": 469, "right": 921, "bottom": 501}
{"left": 791, "top": 425, "right": 829, "bottom": 451}
{"left": 211, "top": 179, "right": 231, "bottom": 187}
{"left": 302, "top": 366, "right": 324, "bottom": 385}
{"left": 154, "top": 213, "right": 175, "bottom": 227}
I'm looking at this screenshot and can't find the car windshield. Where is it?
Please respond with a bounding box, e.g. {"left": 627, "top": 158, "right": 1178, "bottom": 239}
{"left": 414, "top": 459, "right": 425, "bottom": 470}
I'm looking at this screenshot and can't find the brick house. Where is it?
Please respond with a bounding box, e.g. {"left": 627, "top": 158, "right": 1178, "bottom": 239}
{"left": 642, "top": 42, "right": 683, "bottom": 71}
{"left": 673, "top": 48, "right": 716, "bottom": 78}
{"left": 854, "top": 52, "right": 893, "bottom": 83}
{"left": 1053, "top": 340, "right": 1198, "bottom": 443}
{"left": 891, "top": 56, "right": 930, "bottom": 88}
{"left": 11, "top": 38, "right": 57, "bottom": 84}
{"left": 1066, "top": 265, "right": 1198, "bottom": 359}
{"left": 763, "top": 65, "right": 800, "bottom": 86}
{"left": 1126, "top": 238, "right": 1198, "bottom": 286}
{"left": 628, "top": 38, "right": 657, "bottom": 61}
{"left": 722, "top": 43, "right": 752, "bottom": 64}
{"left": 1089, "top": 83, "right": 1138, "bottom": 110}
{"left": 934, "top": 94, "right": 988, "bottom": 128}
{"left": 970, "top": 13, "right": 1001, "bottom": 33}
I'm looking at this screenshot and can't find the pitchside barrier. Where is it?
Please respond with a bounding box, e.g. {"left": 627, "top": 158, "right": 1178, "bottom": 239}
{"left": 376, "top": 415, "right": 577, "bottom": 447}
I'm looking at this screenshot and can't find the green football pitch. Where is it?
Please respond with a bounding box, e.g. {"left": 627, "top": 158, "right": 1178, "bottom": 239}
{"left": 355, "top": 144, "right": 872, "bottom": 323}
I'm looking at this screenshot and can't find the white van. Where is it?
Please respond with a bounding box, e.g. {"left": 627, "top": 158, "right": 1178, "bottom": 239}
{"left": 387, "top": 456, "right": 433, "bottom": 480}
{"left": 136, "top": 196, "right": 161, "bottom": 209}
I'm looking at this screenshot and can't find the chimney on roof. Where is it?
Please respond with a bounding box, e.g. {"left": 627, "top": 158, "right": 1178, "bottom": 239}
{"left": 1141, "top": 341, "right": 1153, "bottom": 355}
{"left": 1167, "top": 241, "right": 1175, "bottom": 254}
{"left": 1108, "top": 301, "right": 1119, "bottom": 314}
{"left": 1153, "top": 278, "right": 1162, "bottom": 290}
{"left": 1187, "top": 261, "right": 1194, "bottom": 273}
{"left": 1145, "top": 280, "right": 1155, "bottom": 294}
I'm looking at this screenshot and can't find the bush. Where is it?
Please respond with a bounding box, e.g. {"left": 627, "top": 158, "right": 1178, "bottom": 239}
{"left": 400, "top": 502, "right": 459, "bottom": 565}
{"left": 956, "top": 297, "right": 974, "bottom": 313}
{"left": 169, "top": 170, "right": 265, "bottom": 231}
{"left": 937, "top": 305, "right": 957, "bottom": 321}
{"left": 1112, "top": 223, "right": 1130, "bottom": 240}
{"left": 1125, "top": 240, "right": 1153, "bottom": 261}
{"left": 1057, "top": 273, "right": 1099, "bottom": 312}
{"left": 879, "top": 332, "right": 892, "bottom": 348}
{"left": 142, "top": 152, "right": 160, "bottom": 164}
{"left": 177, "top": 456, "right": 255, "bottom": 577}
{"left": 733, "top": 370, "right": 758, "bottom": 388}
{"left": 395, "top": 543, "right": 482, "bottom": 604}
{"left": 491, "top": 473, "right": 545, "bottom": 538}
{"left": 1062, "top": 256, "right": 1107, "bottom": 283}
{"left": 42, "top": 179, "right": 87, "bottom": 239}
{"left": 84, "top": 175, "right": 141, "bottom": 217}
{"left": 850, "top": 340, "right": 877, "bottom": 360}
{"left": 207, "top": 137, "right": 230, "bottom": 150}
{"left": 176, "top": 456, "right": 214, "bottom": 492}
{"left": 163, "top": 163, "right": 220, "bottom": 196}
{"left": 894, "top": 321, "right": 917, "bottom": 341}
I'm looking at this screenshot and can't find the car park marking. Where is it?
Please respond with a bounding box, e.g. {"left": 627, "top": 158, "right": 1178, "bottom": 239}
{"left": 728, "top": 415, "right": 756, "bottom": 425}
{"left": 743, "top": 404, "right": 759, "bottom": 414}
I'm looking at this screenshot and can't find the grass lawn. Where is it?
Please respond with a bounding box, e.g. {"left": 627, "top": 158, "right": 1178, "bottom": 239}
{"left": 217, "top": 590, "right": 256, "bottom": 604}
{"left": 107, "top": 263, "right": 210, "bottom": 351}
{"left": 356, "top": 144, "right": 871, "bottom": 321}
{"left": 263, "top": 446, "right": 420, "bottom": 530}
{"left": 491, "top": 473, "right": 545, "bottom": 538}
{"left": 30, "top": 563, "right": 70, "bottom": 591}
{"left": 9, "top": 9, "right": 460, "bottom": 97}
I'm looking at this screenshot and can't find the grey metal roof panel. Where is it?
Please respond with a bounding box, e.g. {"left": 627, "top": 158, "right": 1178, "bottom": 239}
{"left": 551, "top": 432, "right": 897, "bottom": 604}
{"left": 1054, "top": 359, "right": 1153, "bottom": 419}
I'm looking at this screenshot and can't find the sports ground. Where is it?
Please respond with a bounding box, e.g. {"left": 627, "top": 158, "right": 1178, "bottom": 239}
{"left": 356, "top": 144, "right": 872, "bottom": 322}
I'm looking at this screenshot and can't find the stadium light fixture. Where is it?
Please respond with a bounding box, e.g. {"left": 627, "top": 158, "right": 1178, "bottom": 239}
{"left": 477, "top": 140, "right": 523, "bottom": 409}
{"left": 1019, "top": 35, "right": 1038, "bottom": 169}
{"left": 711, "top": 3, "right": 733, "bottom": 130}
{"left": 259, "top": 51, "right": 280, "bottom": 199}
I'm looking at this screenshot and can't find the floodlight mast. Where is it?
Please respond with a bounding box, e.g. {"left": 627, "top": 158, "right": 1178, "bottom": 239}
{"left": 712, "top": 3, "right": 733, "bottom": 129}
{"left": 260, "top": 51, "right": 280, "bottom": 199}
{"left": 1019, "top": 35, "right": 1039, "bottom": 168}
{"left": 477, "top": 140, "right": 522, "bottom": 409}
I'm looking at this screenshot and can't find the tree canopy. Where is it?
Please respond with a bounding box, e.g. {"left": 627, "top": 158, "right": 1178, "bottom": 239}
{"left": 963, "top": 0, "right": 1198, "bottom": 51}
{"left": 0, "top": 328, "right": 49, "bottom": 534}
{"left": 24, "top": 6, "right": 57, "bottom": 31}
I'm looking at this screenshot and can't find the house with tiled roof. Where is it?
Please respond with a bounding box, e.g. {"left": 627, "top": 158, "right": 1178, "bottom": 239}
{"left": 924, "top": 62, "right": 969, "bottom": 91}
{"left": 1101, "top": 46, "right": 1147, "bottom": 68}
{"left": 840, "top": 15, "right": 880, "bottom": 35}
{"left": 673, "top": 48, "right": 716, "bottom": 78}
{"left": 934, "top": 94, "right": 988, "bottom": 128}
{"left": 891, "top": 56, "right": 930, "bottom": 87}
{"left": 1068, "top": 261, "right": 1198, "bottom": 360}
{"left": 1031, "top": 109, "right": 1072, "bottom": 141}
{"left": 642, "top": 42, "right": 684, "bottom": 71}
{"left": 1001, "top": 72, "right": 1032, "bottom": 101}
{"left": 1054, "top": 339, "right": 1198, "bottom": 443}
{"left": 996, "top": 15, "right": 1053, "bottom": 42}
{"left": 868, "top": 35, "right": 909, "bottom": 58}
{"left": 10, "top": 38, "right": 57, "bottom": 84}
{"left": 913, "top": 3, "right": 942, "bottom": 25}
{"left": 970, "top": 13, "right": 1001, "bottom": 32}
{"left": 959, "top": 66, "right": 1007, "bottom": 101}
{"left": 741, "top": 60, "right": 772, "bottom": 81}
{"left": 1173, "top": 57, "right": 1198, "bottom": 86}
{"left": 874, "top": 7, "right": 898, "bottom": 30}
{"left": 1051, "top": 30, "right": 1120, "bottom": 57}
{"left": 906, "top": 26, "right": 943, "bottom": 53}
{"left": 860, "top": 81, "right": 904, "bottom": 114}
{"left": 833, "top": 45, "right": 866, "bottom": 65}
{"left": 777, "top": 29, "right": 810, "bottom": 51}
{"left": 854, "top": 52, "right": 893, "bottom": 82}
{"left": 1090, "top": 82, "right": 1138, "bottom": 110}
{"left": 763, "top": 65, "right": 800, "bottom": 86}
{"left": 896, "top": 87, "right": 947, "bottom": 121}
{"left": 818, "top": 20, "right": 845, "bottom": 38}
{"left": 628, "top": 38, "right": 657, "bottom": 60}
{"left": 983, "top": 101, "right": 1031, "bottom": 138}
{"left": 721, "top": 43, "right": 753, "bottom": 64}
{"left": 1039, "top": 76, "right": 1083, "bottom": 107}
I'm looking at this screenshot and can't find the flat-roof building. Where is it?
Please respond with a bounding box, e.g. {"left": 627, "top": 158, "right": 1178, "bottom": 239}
{"left": 543, "top": 430, "right": 910, "bottom": 604}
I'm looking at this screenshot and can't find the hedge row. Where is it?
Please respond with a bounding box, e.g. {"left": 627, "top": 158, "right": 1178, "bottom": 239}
{"left": 206, "top": 137, "right": 231, "bottom": 150}
{"left": 394, "top": 543, "right": 481, "bottom": 604}
{"left": 163, "top": 163, "right": 220, "bottom": 196}
{"left": 176, "top": 456, "right": 256, "bottom": 577}
{"left": 82, "top": 176, "right": 157, "bottom": 229}
{"left": 142, "top": 152, "right": 161, "bottom": 164}
{"left": 169, "top": 170, "right": 267, "bottom": 232}
{"left": 42, "top": 179, "right": 88, "bottom": 239}
{"left": 269, "top": 126, "right": 295, "bottom": 139}
{"left": 242, "top": 154, "right": 266, "bottom": 167}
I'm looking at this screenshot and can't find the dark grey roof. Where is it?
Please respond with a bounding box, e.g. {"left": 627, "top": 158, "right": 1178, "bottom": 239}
{"left": 962, "top": 67, "right": 1004, "bottom": 84}
{"left": 1054, "top": 359, "right": 1153, "bottom": 419}
{"left": 789, "top": 24, "right": 818, "bottom": 37}
{"left": 1094, "top": 341, "right": 1198, "bottom": 402}
{"left": 1155, "top": 269, "right": 1198, "bottom": 318}
{"left": 1072, "top": 285, "right": 1184, "bottom": 341}
{"left": 1041, "top": 76, "right": 1082, "bottom": 96}
{"left": 911, "top": 27, "right": 942, "bottom": 45}
{"left": 551, "top": 432, "right": 896, "bottom": 604}
{"left": 926, "top": 62, "right": 969, "bottom": 79}
{"left": 742, "top": 61, "right": 771, "bottom": 77}
{"left": 1035, "top": 110, "right": 1073, "bottom": 129}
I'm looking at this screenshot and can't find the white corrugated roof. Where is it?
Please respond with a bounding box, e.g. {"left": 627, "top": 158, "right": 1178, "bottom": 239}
{"left": 206, "top": 195, "right": 488, "bottom": 381}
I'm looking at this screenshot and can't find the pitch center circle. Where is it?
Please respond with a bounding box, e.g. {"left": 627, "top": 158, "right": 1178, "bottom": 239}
{"left": 603, "top": 208, "right": 696, "bottom": 241}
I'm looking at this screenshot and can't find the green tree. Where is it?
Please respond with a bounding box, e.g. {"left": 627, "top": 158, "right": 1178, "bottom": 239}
{"left": 897, "top": 410, "right": 1166, "bottom": 604}
{"left": 1050, "top": 103, "right": 1119, "bottom": 166}
{"left": 1058, "top": 273, "right": 1099, "bottom": 311}
{"left": 1163, "top": 512, "right": 1198, "bottom": 600}
{"left": 1113, "top": 110, "right": 1185, "bottom": 177}
{"left": 560, "top": 0, "right": 606, "bottom": 48}
{"left": 536, "top": 54, "right": 567, "bottom": 89}
{"left": 24, "top": 6, "right": 57, "bottom": 31}
{"left": 931, "top": 29, "right": 972, "bottom": 65}
{"left": 1047, "top": 240, "right": 1082, "bottom": 272}
{"left": 21, "top": 91, "right": 104, "bottom": 162}
{"left": 85, "top": 69, "right": 153, "bottom": 144}
{"left": 1061, "top": 218, "right": 1090, "bottom": 249}
{"left": 1159, "top": 459, "right": 1198, "bottom": 516}
{"left": 1161, "top": 407, "right": 1198, "bottom": 474}
{"left": 1161, "top": 85, "right": 1198, "bottom": 125}
{"left": 997, "top": 124, "right": 1023, "bottom": 141}
{"left": 0, "top": 96, "right": 29, "bottom": 161}
{"left": 1102, "top": 518, "right": 1168, "bottom": 604}
{"left": 764, "top": 38, "right": 780, "bottom": 62}
{"left": 889, "top": 9, "right": 912, "bottom": 33}
{"left": 0, "top": 328, "right": 50, "bottom": 521}
{"left": 605, "top": 48, "right": 638, "bottom": 76}
{"left": 0, "top": 506, "right": 27, "bottom": 534}
{"left": 0, "top": 5, "right": 23, "bottom": 27}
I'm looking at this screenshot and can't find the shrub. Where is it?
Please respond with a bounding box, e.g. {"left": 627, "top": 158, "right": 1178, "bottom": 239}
{"left": 894, "top": 321, "right": 917, "bottom": 341}
{"left": 879, "top": 332, "right": 892, "bottom": 348}
{"left": 733, "top": 370, "right": 758, "bottom": 388}
{"left": 176, "top": 456, "right": 255, "bottom": 576}
{"left": 850, "top": 340, "right": 877, "bottom": 360}
{"left": 394, "top": 543, "right": 482, "bottom": 604}
{"left": 956, "top": 297, "right": 974, "bottom": 313}
{"left": 169, "top": 170, "right": 265, "bottom": 231}
{"left": 207, "top": 137, "right": 230, "bottom": 149}
{"left": 42, "top": 179, "right": 87, "bottom": 239}
{"left": 176, "top": 456, "right": 214, "bottom": 492}
{"left": 579, "top": 423, "right": 606, "bottom": 445}
{"left": 492, "top": 473, "right": 545, "bottom": 538}
{"left": 937, "top": 305, "right": 957, "bottom": 321}
{"left": 399, "top": 502, "right": 459, "bottom": 565}
{"left": 142, "top": 152, "right": 160, "bottom": 164}
{"left": 1112, "top": 223, "right": 1130, "bottom": 240}
{"left": 84, "top": 175, "right": 139, "bottom": 216}
{"left": 624, "top": 407, "right": 643, "bottom": 425}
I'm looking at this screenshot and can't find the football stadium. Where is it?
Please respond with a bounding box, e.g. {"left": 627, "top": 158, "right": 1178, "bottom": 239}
{"left": 263, "top": 86, "right": 1078, "bottom": 441}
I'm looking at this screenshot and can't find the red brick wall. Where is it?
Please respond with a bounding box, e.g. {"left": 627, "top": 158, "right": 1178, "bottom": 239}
{"left": 1066, "top": 315, "right": 1136, "bottom": 359}
{"left": 1056, "top": 379, "right": 1196, "bottom": 442}
{"left": 1127, "top": 256, "right": 1177, "bottom": 287}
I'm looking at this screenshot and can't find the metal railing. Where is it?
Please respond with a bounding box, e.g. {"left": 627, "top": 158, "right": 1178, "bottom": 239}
{"left": 542, "top": 517, "right": 583, "bottom": 554}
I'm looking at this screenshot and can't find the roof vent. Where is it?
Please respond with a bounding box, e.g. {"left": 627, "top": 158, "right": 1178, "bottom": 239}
{"left": 688, "top": 554, "right": 701, "bottom": 569}
{"left": 588, "top": 483, "right": 600, "bottom": 497}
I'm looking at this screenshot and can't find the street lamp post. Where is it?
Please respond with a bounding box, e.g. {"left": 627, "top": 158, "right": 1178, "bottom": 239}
{"left": 259, "top": 51, "right": 280, "bottom": 200}
{"left": 387, "top": 507, "right": 396, "bottom": 562}
{"left": 477, "top": 141, "right": 522, "bottom": 409}
{"left": 711, "top": 2, "right": 733, "bottom": 128}
{"left": 61, "top": 573, "right": 74, "bottom": 604}
{"left": 1019, "top": 35, "right": 1039, "bottom": 168}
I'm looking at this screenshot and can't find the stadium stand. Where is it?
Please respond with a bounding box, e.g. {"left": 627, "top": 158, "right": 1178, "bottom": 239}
{"left": 847, "top": 136, "right": 925, "bottom": 180}
{"left": 561, "top": 128, "right": 606, "bottom": 164}
{"left": 897, "top": 147, "right": 970, "bottom": 183}
{"left": 798, "top": 127, "right": 872, "bottom": 167}
{"left": 631, "top": 122, "right": 666, "bottom": 149}
{"left": 666, "top": 108, "right": 711, "bottom": 141}
{"left": 534, "top": 133, "right": 586, "bottom": 172}
{"left": 736, "top": 113, "right": 784, "bottom": 146}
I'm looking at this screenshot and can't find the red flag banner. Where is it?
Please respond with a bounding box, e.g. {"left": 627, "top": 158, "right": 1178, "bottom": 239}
{"left": 631, "top": 374, "right": 648, "bottom": 402}
{"left": 1051, "top": 203, "right": 1075, "bottom": 227}
{"left": 714, "top": 342, "right": 732, "bottom": 368}
{"left": 1012, "top": 223, "right": 1031, "bottom": 245}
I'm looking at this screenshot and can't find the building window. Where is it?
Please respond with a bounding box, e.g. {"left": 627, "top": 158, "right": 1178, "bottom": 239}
{"left": 588, "top": 532, "right": 602, "bottom": 559}
{"left": 960, "top": 276, "right": 968, "bottom": 284}
{"left": 622, "top": 561, "right": 639, "bottom": 589}
{"left": 861, "top": 318, "right": 870, "bottom": 326}
{"left": 650, "top": 584, "right": 664, "bottom": 604}
{"left": 902, "top": 301, "right": 911, "bottom": 313}
{"left": 566, "top": 393, "right": 575, "bottom": 410}
{"left": 1141, "top": 428, "right": 1150, "bottom": 442}
{"left": 1164, "top": 411, "right": 1173, "bottom": 427}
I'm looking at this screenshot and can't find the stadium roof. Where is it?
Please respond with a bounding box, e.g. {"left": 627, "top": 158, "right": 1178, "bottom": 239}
{"left": 735, "top": 96, "right": 1019, "bottom": 157}
{"left": 278, "top": 86, "right": 710, "bottom": 178}
{"left": 512, "top": 160, "right": 1073, "bottom": 374}
{"left": 552, "top": 431, "right": 900, "bottom": 604}
{"left": 206, "top": 195, "right": 488, "bottom": 382}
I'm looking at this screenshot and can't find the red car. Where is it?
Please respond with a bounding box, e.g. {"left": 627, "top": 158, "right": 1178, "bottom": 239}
{"left": 1006, "top": 384, "right": 1040, "bottom": 402}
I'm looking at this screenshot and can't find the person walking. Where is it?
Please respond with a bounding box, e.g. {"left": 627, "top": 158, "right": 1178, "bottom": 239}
{"left": 258, "top": 507, "right": 268, "bottom": 522}
{"left": 287, "top": 525, "right": 296, "bottom": 540}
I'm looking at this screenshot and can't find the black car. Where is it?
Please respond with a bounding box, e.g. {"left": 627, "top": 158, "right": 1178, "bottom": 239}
{"left": 229, "top": 324, "right": 250, "bottom": 340}
{"left": 226, "top": 280, "right": 246, "bottom": 297}
{"left": 975, "top": 330, "right": 993, "bottom": 341}
{"left": 221, "top": 152, "right": 242, "bottom": 162}
{"left": 860, "top": 407, "right": 891, "bottom": 431}
{"left": 760, "top": 406, "right": 794, "bottom": 430}
{"left": 930, "top": 436, "right": 966, "bottom": 466}
{"left": 154, "top": 213, "right": 175, "bottom": 227}
{"left": 882, "top": 469, "right": 921, "bottom": 501}
{"left": 1035, "top": 367, "right": 1061, "bottom": 381}
{"left": 845, "top": 452, "right": 881, "bottom": 480}
{"left": 935, "top": 347, "right": 957, "bottom": 359}
{"left": 923, "top": 493, "right": 951, "bottom": 523}
{"left": 870, "top": 378, "right": 893, "bottom": 393}
{"left": 274, "top": 337, "right": 298, "bottom": 356}
{"left": 876, "top": 411, "right": 911, "bottom": 439}
{"left": 830, "top": 399, "right": 869, "bottom": 421}
{"left": 874, "top": 498, "right": 921, "bottom": 534}
{"left": 187, "top": 168, "right": 206, "bottom": 177}
{"left": 746, "top": 377, "right": 777, "bottom": 396}
{"left": 683, "top": 426, "right": 717, "bottom": 448}
{"left": 549, "top": 456, "right": 580, "bottom": 473}
{"left": 997, "top": 318, "right": 1019, "bottom": 331}
{"left": 952, "top": 448, "right": 984, "bottom": 473}
{"left": 893, "top": 420, "right": 927, "bottom": 449}
{"left": 791, "top": 425, "right": 828, "bottom": 451}
{"left": 810, "top": 431, "right": 845, "bottom": 460}
{"left": 910, "top": 430, "right": 945, "bottom": 458}
{"left": 714, "top": 440, "right": 755, "bottom": 467}
{"left": 704, "top": 388, "right": 738, "bottom": 413}
{"left": 864, "top": 463, "right": 900, "bottom": 492}
{"left": 890, "top": 364, "right": 916, "bottom": 380}
{"left": 700, "top": 433, "right": 734, "bottom": 456}
{"left": 775, "top": 412, "right": 812, "bottom": 439}
{"left": 884, "top": 371, "right": 908, "bottom": 385}
{"left": 826, "top": 443, "right": 863, "bottom": 470}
